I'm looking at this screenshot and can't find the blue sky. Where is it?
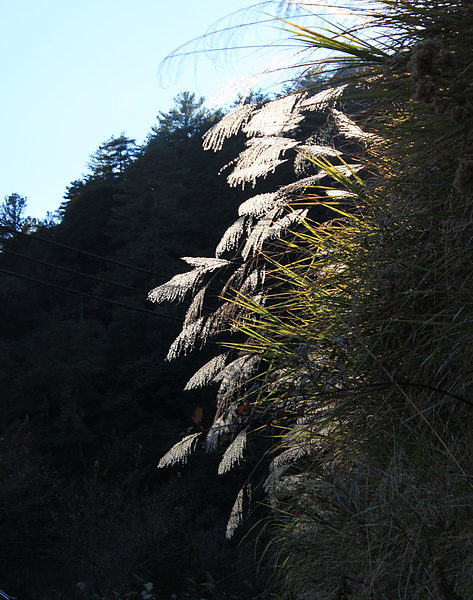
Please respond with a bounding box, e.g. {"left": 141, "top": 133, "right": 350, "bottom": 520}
{"left": 1, "top": 0, "right": 291, "bottom": 220}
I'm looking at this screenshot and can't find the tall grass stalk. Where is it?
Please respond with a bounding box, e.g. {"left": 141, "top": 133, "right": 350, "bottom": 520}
{"left": 220, "top": 0, "right": 473, "bottom": 598}
{"left": 152, "top": 1, "right": 473, "bottom": 597}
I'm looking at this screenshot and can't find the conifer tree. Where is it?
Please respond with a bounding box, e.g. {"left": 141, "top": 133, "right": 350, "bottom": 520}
{"left": 87, "top": 134, "right": 138, "bottom": 179}
{"left": 0, "top": 193, "right": 27, "bottom": 233}
{"left": 151, "top": 92, "right": 222, "bottom": 143}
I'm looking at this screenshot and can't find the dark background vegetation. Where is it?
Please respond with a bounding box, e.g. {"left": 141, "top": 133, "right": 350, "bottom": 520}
{"left": 0, "top": 93, "right": 276, "bottom": 600}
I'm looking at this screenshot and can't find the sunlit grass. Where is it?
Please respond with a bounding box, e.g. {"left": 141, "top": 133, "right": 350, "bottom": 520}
{"left": 222, "top": 0, "right": 473, "bottom": 597}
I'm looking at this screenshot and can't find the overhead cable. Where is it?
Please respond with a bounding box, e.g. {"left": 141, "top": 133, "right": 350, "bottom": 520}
{"left": 0, "top": 267, "right": 183, "bottom": 322}
{"left": 0, "top": 224, "right": 171, "bottom": 279}
{"left": 1, "top": 247, "right": 149, "bottom": 295}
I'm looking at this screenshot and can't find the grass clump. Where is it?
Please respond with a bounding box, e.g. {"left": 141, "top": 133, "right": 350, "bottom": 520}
{"left": 223, "top": 1, "right": 473, "bottom": 598}
{"left": 153, "top": 1, "right": 473, "bottom": 597}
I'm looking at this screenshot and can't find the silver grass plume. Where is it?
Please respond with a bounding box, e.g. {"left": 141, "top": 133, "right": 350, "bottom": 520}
{"left": 166, "top": 316, "right": 206, "bottom": 360}
{"left": 148, "top": 269, "right": 206, "bottom": 304}
{"left": 263, "top": 417, "right": 315, "bottom": 506}
{"left": 181, "top": 256, "right": 231, "bottom": 270}
{"left": 215, "top": 216, "right": 249, "bottom": 257}
{"left": 202, "top": 103, "right": 257, "bottom": 152}
{"left": 183, "top": 286, "right": 207, "bottom": 326}
{"left": 239, "top": 266, "right": 266, "bottom": 296}
{"left": 241, "top": 207, "right": 307, "bottom": 260}
{"left": 206, "top": 418, "right": 227, "bottom": 453}
{"left": 298, "top": 143, "right": 342, "bottom": 158}
{"left": 227, "top": 137, "right": 299, "bottom": 188}
{"left": 206, "top": 404, "right": 239, "bottom": 452}
{"left": 220, "top": 263, "right": 249, "bottom": 297}
{"left": 243, "top": 93, "right": 306, "bottom": 137}
{"left": 157, "top": 432, "right": 202, "bottom": 468}
{"left": 325, "top": 189, "right": 357, "bottom": 199}
{"left": 214, "top": 355, "right": 261, "bottom": 416}
{"left": 226, "top": 487, "right": 245, "bottom": 539}
{"left": 332, "top": 163, "right": 363, "bottom": 177}
{"left": 149, "top": 258, "right": 229, "bottom": 305}
{"left": 331, "top": 108, "right": 382, "bottom": 143}
{"left": 250, "top": 292, "right": 266, "bottom": 307}
{"left": 266, "top": 209, "right": 309, "bottom": 239}
{"left": 184, "top": 352, "right": 231, "bottom": 390}
{"left": 213, "top": 354, "right": 261, "bottom": 388}
{"left": 299, "top": 84, "right": 349, "bottom": 110}
{"left": 264, "top": 445, "right": 308, "bottom": 506}
{"left": 200, "top": 301, "right": 239, "bottom": 340}
{"left": 225, "top": 484, "right": 252, "bottom": 539}
{"left": 241, "top": 206, "right": 285, "bottom": 260}
{"left": 237, "top": 192, "right": 282, "bottom": 217}
{"left": 218, "top": 430, "right": 248, "bottom": 475}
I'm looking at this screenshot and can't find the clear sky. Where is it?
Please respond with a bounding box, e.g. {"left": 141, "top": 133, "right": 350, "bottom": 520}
{"left": 1, "top": 0, "right": 291, "bottom": 220}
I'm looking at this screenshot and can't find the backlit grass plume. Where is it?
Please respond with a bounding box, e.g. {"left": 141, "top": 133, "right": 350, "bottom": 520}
{"left": 151, "top": 0, "right": 473, "bottom": 597}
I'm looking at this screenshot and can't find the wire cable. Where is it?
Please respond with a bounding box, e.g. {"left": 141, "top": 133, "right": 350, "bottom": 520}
{"left": 1, "top": 247, "right": 150, "bottom": 295}
{"left": 0, "top": 247, "right": 217, "bottom": 310}
{"left": 0, "top": 224, "right": 172, "bottom": 279}
{"left": 0, "top": 267, "right": 183, "bottom": 322}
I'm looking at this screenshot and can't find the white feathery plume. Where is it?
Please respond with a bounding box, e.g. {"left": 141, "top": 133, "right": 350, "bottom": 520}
{"left": 184, "top": 352, "right": 231, "bottom": 390}
{"left": 325, "top": 189, "right": 357, "bottom": 199}
{"left": 227, "top": 137, "right": 299, "bottom": 188}
{"left": 294, "top": 143, "right": 341, "bottom": 176}
{"left": 331, "top": 108, "right": 382, "bottom": 142}
{"left": 149, "top": 258, "right": 229, "bottom": 305}
{"left": 215, "top": 216, "right": 249, "bottom": 257}
{"left": 214, "top": 355, "right": 261, "bottom": 414}
{"left": 166, "top": 316, "right": 205, "bottom": 361}
{"left": 264, "top": 445, "right": 307, "bottom": 503}
{"left": 250, "top": 292, "right": 266, "bottom": 307}
{"left": 299, "top": 84, "right": 348, "bottom": 110}
{"left": 213, "top": 354, "right": 260, "bottom": 387}
{"left": 238, "top": 192, "right": 281, "bottom": 217}
{"left": 243, "top": 93, "right": 306, "bottom": 137}
{"left": 280, "top": 172, "right": 329, "bottom": 191}
{"left": 202, "top": 103, "right": 257, "bottom": 151}
{"left": 226, "top": 486, "right": 245, "bottom": 539}
{"left": 240, "top": 266, "right": 266, "bottom": 296}
{"left": 206, "top": 418, "right": 227, "bottom": 453}
{"left": 330, "top": 163, "right": 363, "bottom": 177}
{"left": 200, "top": 301, "right": 239, "bottom": 341}
{"left": 148, "top": 269, "right": 205, "bottom": 304}
{"left": 241, "top": 206, "right": 282, "bottom": 260}
{"left": 242, "top": 207, "right": 307, "bottom": 259}
{"left": 298, "top": 144, "right": 342, "bottom": 158}
{"left": 218, "top": 430, "right": 248, "bottom": 475}
{"left": 206, "top": 402, "right": 239, "bottom": 452}
{"left": 157, "top": 432, "right": 202, "bottom": 468}
{"left": 181, "top": 256, "right": 231, "bottom": 270}
{"left": 183, "top": 286, "right": 207, "bottom": 326}
{"left": 220, "top": 264, "right": 248, "bottom": 297}
{"left": 266, "top": 209, "right": 309, "bottom": 239}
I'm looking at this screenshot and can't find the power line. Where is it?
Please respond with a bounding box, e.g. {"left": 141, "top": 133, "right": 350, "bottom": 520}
{"left": 0, "top": 267, "right": 183, "bottom": 322}
{"left": 0, "top": 224, "right": 172, "bottom": 280}
{"left": 0, "top": 247, "right": 216, "bottom": 310}
{"left": 1, "top": 247, "right": 149, "bottom": 295}
{"left": 0, "top": 225, "right": 223, "bottom": 309}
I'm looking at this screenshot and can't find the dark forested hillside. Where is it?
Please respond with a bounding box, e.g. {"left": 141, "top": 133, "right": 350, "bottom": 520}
{"left": 0, "top": 93, "right": 272, "bottom": 599}
{"left": 3, "top": 0, "right": 471, "bottom": 597}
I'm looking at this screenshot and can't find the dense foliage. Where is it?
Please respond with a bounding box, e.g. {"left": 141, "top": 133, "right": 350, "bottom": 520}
{"left": 152, "top": 1, "right": 473, "bottom": 599}
{"left": 2, "top": 1, "right": 473, "bottom": 599}
{"left": 0, "top": 93, "right": 271, "bottom": 599}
